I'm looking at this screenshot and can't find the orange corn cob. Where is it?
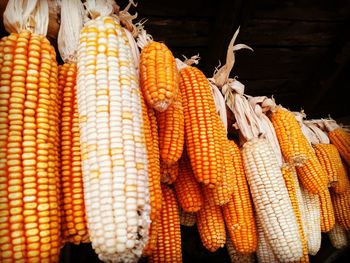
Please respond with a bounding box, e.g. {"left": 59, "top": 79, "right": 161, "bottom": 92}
{"left": 226, "top": 235, "right": 255, "bottom": 263}
{"left": 0, "top": 31, "right": 61, "bottom": 262}
{"left": 281, "top": 165, "right": 309, "bottom": 263}
{"left": 295, "top": 148, "right": 328, "bottom": 194}
{"left": 142, "top": 98, "right": 162, "bottom": 221}
{"left": 174, "top": 152, "right": 202, "bottom": 212}
{"left": 318, "top": 188, "right": 335, "bottom": 232}
{"left": 179, "top": 210, "right": 196, "bottom": 227}
{"left": 156, "top": 89, "right": 184, "bottom": 165}
{"left": 196, "top": 187, "right": 226, "bottom": 252}
{"left": 331, "top": 189, "right": 350, "bottom": 230}
{"left": 149, "top": 184, "right": 182, "bottom": 263}
{"left": 59, "top": 63, "right": 89, "bottom": 245}
{"left": 161, "top": 161, "right": 179, "bottom": 185}
{"left": 140, "top": 42, "right": 179, "bottom": 112}
{"left": 328, "top": 127, "right": 350, "bottom": 165}
{"left": 179, "top": 66, "right": 223, "bottom": 188}
{"left": 332, "top": 161, "right": 350, "bottom": 194}
{"left": 269, "top": 107, "right": 309, "bottom": 165}
{"left": 314, "top": 143, "right": 340, "bottom": 186}
{"left": 142, "top": 216, "right": 160, "bottom": 256}
{"left": 222, "top": 140, "right": 257, "bottom": 254}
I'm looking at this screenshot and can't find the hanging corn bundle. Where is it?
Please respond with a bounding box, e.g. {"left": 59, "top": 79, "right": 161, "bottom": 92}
{"left": 218, "top": 28, "right": 302, "bottom": 262}
{"left": 0, "top": 0, "right": 62, "bottom": 261}
{"left": 57, "top": 0, "right": 89, "bottom": 245}
{"left": 76, "top": 1, "right": 150, "bottom": 261}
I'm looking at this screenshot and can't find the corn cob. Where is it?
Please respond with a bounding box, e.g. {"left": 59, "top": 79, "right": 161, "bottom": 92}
{"left": 149, "top": 184, "right": 182, "bottom": 263}
{"left": 256, "top": 218, "right": 279, "bottom": 263}
{"left": 331, "top": 189, "right": 350, "bottom": 230}
{"left": 77, "top": 16, "right": 150, "bottom": 261}
{"left": 226, "top": 234, "right": 255, "bottom": 263}
{"left": 328, "top": 223, "right": 348, "bottom": 249}
{"left": 314, "top": 144, "right": 340, "bottom": 186}
{"left": 179, "top": 65, "right": 223, "bottom": 188}
{"left": 140, "top": 40, "right": 179, "bottom": 112}
{"left": 328, "top": 127, "right": 350, "bottom": 165}
{"left": 269, "top": 107, "right": 309, "bottom": 165}
{"left": 332, "top": 161, "right": 350, "bottom": 194}
{"left": 197, "top": 187, "right": 226, "bottom": 252}
{"left": 281, "top": 165, "right": 309, "bottom": 263}
{"left": 300, "top": 187, "right": 321, "bottom": 255}
{"left": 179, "top": 210, "right": 196, "bottom": 227}
{"left": 142, "top": 216, "right": 160, "bottom": 256}
{"left": 222, "top": 140, "right": 257, "bottom": 254}
{"left": 206, "top": 117, "right": 235, "bottom": 205}
{"left": 58, "top": 63, "right": 89, "bottom": 244}
{"left": 0, "top": 24, "right": 63, "bottom": 261}
{"left": 142, "top": 100, "right": 162, "bottom": 220}
{"left": 318, "top": 188, "right": 335, "bottom": 232}
{"left": 156, "top": 89, "right": 184, "bottom": 165}
{"left": 241, "top": 138, "right": 302, "bottom": 262}
{"left": 161, "top": 161, "right": 179, "bottom": 185}
{"left": 174, "top": 152, "right": 202, "bottom": 212}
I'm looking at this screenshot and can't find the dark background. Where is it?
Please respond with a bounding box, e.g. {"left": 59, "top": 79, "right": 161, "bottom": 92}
{"left": 1, "top": 0, "right": 350, "bottom": 262}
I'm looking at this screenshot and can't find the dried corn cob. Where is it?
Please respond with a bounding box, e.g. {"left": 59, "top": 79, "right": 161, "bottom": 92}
{"left": 149, "top": 184, "right": 182, "bottom": 263}
{"left": 226, "top": 234, "right": 255, "bottom": 263}
{"left": 156, "top": 89, "right": 184, "bottom": 165}
{"left": 314, "top": 144, "right": 340, "bottom": 186}
{"left": 59, "top": 63, "right": 89, "bottom": 244}
{"left": 241, "top": 138, "right": 302, "bottom": 262}
{"left": 142, "top": 100, "right": 162, "bottom": 220}
{"left": 256, "top": 218, "right": 279, "bottom": 263}
{"left": 318, "top": 188, "right": 335, "bottom": 232}
{"left": 222, "top": 140, "right": 257, "bottom": 254}
{"left": 332, "top": 161, "right": 350, "bottom": 194}
{"left": 180, "top": 210, "right": 196, "bottom": 227}
{"left": 197, "top": 187, "right": 226, "bottom": 252}
{"left": 328, "top": 223, "right": 348, "bottom": 249}
{"left": 331, "top": 189, "right": 350, "bottom": 230}
{"left": 77, "top": 16, "right": 150, "bottom": 261}
{"left": 281, "top": 165, "right": 309, "bottom": 263}
{"left": 300, "top": 187, "right": 321, "bottom": 255}
{"left": 174, "top": 152, "right": 202, "bottom": 212}
{"left": 139, "top": 32, "right": 179, "bottom": 112}
{"left": 328, "top": 127, "right": 350, "bottom": 166}
{"left": 179, "top": 65, "right": 223, "bottom": 188}
{"left": 161, "top": 161, "right": 179, "bottom": 185}
{"left": 142, "top": 216, "right": 160, "bottom": 256}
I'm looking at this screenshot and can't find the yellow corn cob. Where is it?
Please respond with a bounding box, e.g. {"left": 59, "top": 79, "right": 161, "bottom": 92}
{"left": 77, "top": 17, "right": 150, "bottom": 261}
{"left": 256, "top": 218, "right": 279, "bottom": 263}
{"left": 281, "top": 165, "right": 309, "bottom": 263}
{"left": 241, "top": 138, "right": 302, "bottom": 262}
{"left": 318, "top": 188, "right": 335, "bottom": 232}
{"left": 142, "top": 100, "right": 162, "bottom": 221}
{"left": 328, "top": 222, "right": 348, "bottom": 249}
{"left": 179, "top": 66, "right": 223, "bottom": 188}
{"left": 222, "top": 140, "right": 257, "bottom": 254}
{"left": 331, "top": 189, "right": 350, "bottom": 230}
{"left": 179, "top": 210, "right": 196, "bottom": 227}
{"left": 140, "top": 41, "right": 179, "bottom": 112}
{"left": 328, "top": 127, "right": 350, "bottom": 165}
{"left": 197, "top": 187, "right": 226, "bottom": 252}
{"left": 59, "top": 63, "right": 89, "bottom": 245}
{"left": 0, "top": 30, "right": 61, "bottom": 262}
{"left": 174, "top": 152, "right": 202, "bottom": 212}
{"left": 332, "top": 161, "right": 350, "bottom": 194}
{"left": 314, "top": 143, "right": 340, "bottom": 186}
{"left": 269, "top": 107, "right": 309, "bottom": 165}
{"left": 149, "top": 184, "right": 182, "bottom": 263}
{"left": 142, "top": 216, "right": 160, "bottom": 256}
{"left": 226, "top": 234, "right": 255, "bottom": 263}
{"left": 161, "top": 161, "right": 179, "bottom": 185}
{"left": 300, "top": 187, "right": 321, "bottom": 256}
{"left": 156, "top": 89, "right": 184, "bottom": 165}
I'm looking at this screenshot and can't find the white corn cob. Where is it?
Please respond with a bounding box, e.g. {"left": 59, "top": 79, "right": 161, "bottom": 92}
{"left": 329, "top": 223, "right": 348, "bottom": 249}
{"left": 241, "top": 138, "right": 302, "bottom": 262}
{"left": 300, "top": 187, "right": 321, "bottom": 255}
{"left": 226, "top": 234, "right": 255, "bottom": 263}
{"left": 256, "top": 218, "right": 279, "bottom": 263}
{"left": 77, "top": 16, "right": 150, "bottom": 262}
{"left": 180, "top": 210, "right": 196, "bottom": 227}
